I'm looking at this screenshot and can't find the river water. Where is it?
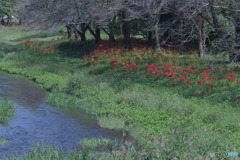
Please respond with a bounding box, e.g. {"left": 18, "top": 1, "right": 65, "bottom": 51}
{"left": 0, "top": 72, "right": 123, "bottom": 158}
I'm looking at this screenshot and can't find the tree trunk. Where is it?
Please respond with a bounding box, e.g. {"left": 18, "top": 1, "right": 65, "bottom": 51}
{"left": 198, "top": 22, "right": 206, "bottom": 58}
{"left": 1, "top": 19, "right": 5, "bottom": 25}
{"left": 109, "top": 25, "right": 115, "bottom": 42}
{"left": 66, "top": 24, "right": 74, "bottom": 40}
{"left": 103, "top": 26, "right": 115, "bottom": 42}
{"left": 234, "top": 0, "right": 240, "bottom": 41}
{"left": 155, "top": 24, "right": 161, "bottom": 52}
{"left": 80, "top": 23, "right": 87, "bottom": 42}
{"left": 199, "top": 37, "right": 205, "bottom": 58}
{"left": 233, "top": 14, "right": 240, "bottom": 62}
{"left": 88, "top": 26, "right": 102, "bottom": 43}
{"left": 192, "top": 15, "right": 206, "bottom": 58}
{"left": 148, "top": 31, "right": 152, "bottom": 45}
{"left": 19, "top": 18, "right": 22, "bottom": 24}
{"left": 74, "top": 25, "right": 81, "bottom": 40}
{"left": 6, "top": 16, "right": 9, "bottom": 25}
{"left": 123, "top": 21, "right": 131, "bottom": 49}
{"left": 95, "top": 28, "right": 101, "bottom": 43}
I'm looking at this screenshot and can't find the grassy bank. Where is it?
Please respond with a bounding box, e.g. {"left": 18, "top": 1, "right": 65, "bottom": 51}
{"left": 7, "top": 139, "right": 140, "bottom": 160}
{"left": 0, "top": 26, "right": 240, "bottom": 159}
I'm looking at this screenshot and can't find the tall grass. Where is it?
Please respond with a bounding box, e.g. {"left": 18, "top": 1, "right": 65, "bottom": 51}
{"left": 0, "top": 98, "right": 15, "bottom": 124}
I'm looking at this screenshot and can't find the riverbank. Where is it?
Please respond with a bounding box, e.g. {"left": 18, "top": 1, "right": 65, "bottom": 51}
{"left": 0, "top": 26, "right": 240, "bottom": 159}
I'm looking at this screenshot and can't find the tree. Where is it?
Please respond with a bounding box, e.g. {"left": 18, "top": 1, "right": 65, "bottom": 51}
{"left": 0, "top": 0, "right": 15, "bottom": 25}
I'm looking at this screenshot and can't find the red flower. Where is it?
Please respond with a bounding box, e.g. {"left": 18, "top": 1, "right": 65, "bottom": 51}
{"left": 40, "top": 48, "right": 46, "bottom": 51}
{"left": 165, "top": 67, "right": 172, "bottom": 73}
{"left": 21, "top": 42, "right": 27, "bottom": 46}
{"left": 82, "top": 55, "right": 87, "bottom": 61}
{"left": 237, "top": 80, "right": 240, "bottom": 83}
{"left": 128, "top": 62, "right": 136, "bottom": 67}
{"left": 227, "top": 74, "right": 237, "bottom": 79}
{"left": 110, "top": 59, "right": 116, "bottom": 65}
{"left": 146, "top": 64, "right": 157, "bottom": 72}
{"left": 168, "top": 72, "right": 177, "bottom": 79}
{"left": 197, "top": 80, "right": 203, "bottom": 85}
{"left": 206, "top": 83, "right": 214, "bottom": 87}
{"left": 185, "top": 79, "right": 191, "bottom": 85}
{"left": 179, "top": 75, "right": 185, "bottom": 81}
{"left": 183, "top": 72, "right": 190, "bottom": 75}
{"left": 133, "top": 65, "right": 139, "bottom": 71}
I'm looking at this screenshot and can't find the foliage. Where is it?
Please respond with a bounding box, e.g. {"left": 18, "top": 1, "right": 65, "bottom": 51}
{"left": 0, "top": 0, "right": 14, "bottom": 17}
{"left": 0, "top": 138, "right": 8, "bottom": 145}
{"left": 0, "top": 98, "right": 15, "bottom": 123}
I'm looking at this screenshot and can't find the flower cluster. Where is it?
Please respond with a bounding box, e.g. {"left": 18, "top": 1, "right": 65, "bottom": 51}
{"left": 20, "top": 37, "right": 239, "bottom": 103}
{"left": 233, "top": 99, "right": 240, "bottom": 104}
{"left": 80, "top": 41, "right": 240, "bottom": 102}
{"left": 21, "top": 36, "right": 67, "bottom": 53}
{"left": 40, "top": 46, "right": 58, "bottom": 53}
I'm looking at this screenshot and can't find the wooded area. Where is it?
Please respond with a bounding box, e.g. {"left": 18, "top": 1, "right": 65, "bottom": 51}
{"left": 1, "top": 0, "right": 240, "bottom": 61}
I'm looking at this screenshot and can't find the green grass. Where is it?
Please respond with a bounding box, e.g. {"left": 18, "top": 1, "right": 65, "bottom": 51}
{"left": 6, "top": 139, "right": 141, "bottom": 160}
{"left": 0, "top": 138, "right": 8, "bottom": 145}
{"left": 0, "top": 26, "right": 240, "bottom": 159}
{"left": 0, "top": 98, "right": 15, "bottom": 124}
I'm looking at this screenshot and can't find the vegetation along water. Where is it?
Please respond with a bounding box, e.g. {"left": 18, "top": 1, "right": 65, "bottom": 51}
{"left": 1, "top": 0, "right": 240, "bottom": 159}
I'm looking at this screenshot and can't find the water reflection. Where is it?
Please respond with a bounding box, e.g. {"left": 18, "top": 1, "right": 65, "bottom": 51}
{"left": 0, "top": 72, "right": 45, "bottom": 109}
{"left": 0, "top": 72, "right": 123, "bottom": 158}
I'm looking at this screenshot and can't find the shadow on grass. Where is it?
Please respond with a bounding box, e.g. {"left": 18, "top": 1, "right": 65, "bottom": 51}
{"left": 57, "top": 40, "right": 96, "bottom": 58}
{"left": 0, "top": 43, "right": 24, "bottom": 58}
{"left": 13, "top": 32, "right": 63, "bottom": 43}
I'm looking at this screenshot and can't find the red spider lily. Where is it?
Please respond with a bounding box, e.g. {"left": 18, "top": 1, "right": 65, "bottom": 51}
{"left": 63, "top": 39, "right": 240, "bottom": 93}
{"left": 185, "top": 79, "right": 191, "bottom": 86}
{"left": 206, "top": 83, "right": 214, "bottom": 87}
{"left": 126, "top": 62, "right": 136, "bottom": 67}
{"left": 133, "top": 65, "right": 139, "bottom": 71}
{"left": 183, "top": 72, "right": 190, "bottom": 75}
{"left": 179, "top": 75, "right": 185, "bottom": 81}
{"left": 204, "top": 66, "right": 213, "bottom": 72}
{"left": 48, "top": 46, "right": 53, "bottom": 51}
{"left": 30, "top": 47, "right": 36, "bottom": 50}
{"left": 40, "top": 48, "right": 46, "bottom": 51}
{"left": 197, "top": 80, "right": 203, "bottom": 85}
{"left": 92, "top": 55, "right": 99, "bottom": 60}
{"left": 21, "top": 42, "right": 28, "bottom": 46}
{"left": 165, "top": 67, "right": 172, "bottom": 73}
{"left": 233, "top": 99, "right": 240, "bottom": 103}
{"left": 146, "top": 64, "right": 157, "bottom": 73}
{"left": 201, "top": 71, "right": 212, "bottom": 82}
{"left": 82, "top": 55, "right": 87, "bottom": 61}
{"left": 227, "top": 74, "right": 237, "bottom": 79}
{"left": 110, "top": 59, "right": 117, "bottom": 65}
{"left": 116, "top": 55, "right": 122, "bottom": 59}
{"left": 168, "top": 72, "right": 177, "bottom": 79}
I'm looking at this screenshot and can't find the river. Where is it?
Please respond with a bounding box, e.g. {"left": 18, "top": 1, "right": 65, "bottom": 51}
{"left": 0, "top": 71, "right": 123, "bottom": 158}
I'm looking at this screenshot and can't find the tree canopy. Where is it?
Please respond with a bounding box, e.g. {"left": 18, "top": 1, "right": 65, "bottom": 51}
{"left": 13, "top": 0, "right": 240, "bottom": 60}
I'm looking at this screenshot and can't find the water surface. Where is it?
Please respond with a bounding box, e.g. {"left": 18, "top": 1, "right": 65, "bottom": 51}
{"left": 0, "top": 72, "right": 123, "bottom": 158}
